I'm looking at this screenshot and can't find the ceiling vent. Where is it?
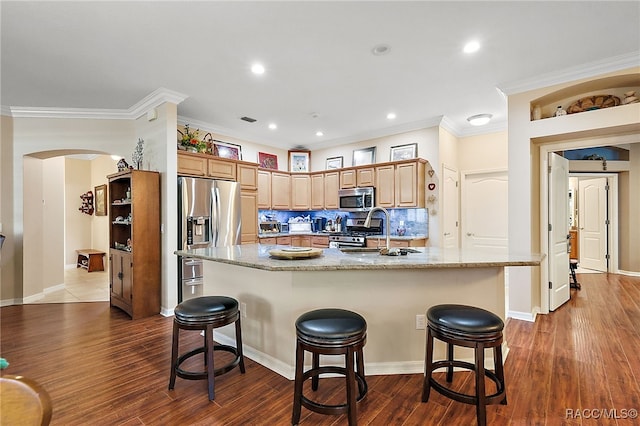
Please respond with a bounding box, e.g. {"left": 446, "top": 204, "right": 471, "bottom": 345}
{"left": 241, "top": 116, "right": 257, "bottom": 123}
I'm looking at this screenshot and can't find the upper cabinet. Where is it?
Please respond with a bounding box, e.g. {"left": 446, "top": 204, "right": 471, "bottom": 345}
{"left": 340, "top": 167, "right": 375, "bottom": 189}
{"left": 238, "top": 163, "right": 258, "bottom": 191}
{"left": 257, "top": 170, "right": 271, "bottom": 209}
{"left": 310, "top": 173, "right": 325, "bottom": 210}
{"left": 376, "top": 159, "right": 426, "bottom": 208}
{"left": 291, "top": 174, "right": 311, "bottom": 210}
{"left": 271, "top": 172, "right": 291, "bottom": 209}
{"left": 324, "top": 172, "right": 339, "bottom": 209}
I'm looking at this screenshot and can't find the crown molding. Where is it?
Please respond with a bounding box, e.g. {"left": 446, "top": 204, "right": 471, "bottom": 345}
{"left": 457, "top": 119, "right": 508, "bottom": 138}
{"left": 498, "top": 52, "right": 640, "bottom": 96}
{"left": 1, "top": 105, "right": 13, "bottom": 117}
{"left": 7, "top": 87, "right": 188, "bottom": 119}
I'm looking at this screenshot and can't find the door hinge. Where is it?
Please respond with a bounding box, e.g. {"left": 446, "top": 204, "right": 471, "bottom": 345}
{"left": 549, "top": 281, "right": 553, "bottom": 289}
{"left": 605, "top": 254, "right": 610, "bottom": 260}
{"left": 548, "top": 223, "right": 552, "bottom": 232}
{"left": 456, "top": 181, "right": 459, "bottom": 187}
{"left": 455, "top": 221, "right": 459, "bottom": 227}
{"left": 605, "top": 184, "right": 610, "bottom": 191}
{"left": 605, "top": 219, "right": 610, "bottom": 225}
{"left": 548, "top": 165, "right": 552, "bottom": 174}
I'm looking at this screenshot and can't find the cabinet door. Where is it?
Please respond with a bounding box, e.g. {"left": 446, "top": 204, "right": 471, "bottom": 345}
{"left": 311, "top": 236, "right": 329, "bottom": 248}
{"left": 291, "top": 236, "right": 310, "bottom": 247}
{"left": 271, "top": 173, "right": 291, "bottom": 209}
{"left": 291, "top": 174, "right": 311, "bottom": 210}
{"left": 375, "top": 165, "right": 395, "bottom": 207}
{"left": 238, "top": 164, "right": 258, "bottom": 191}
{"left": 257, "top": 170, "right": 271, "bottom": 209}
{"left": 357, "top": 168, "right": 375, "bottom": 187}
{"left": 396, "top": 162, "right": 419, "bottom": 207}
{"left": 311, "top": 173, "right": 325, "bottom": 210}
{"left": 324, "top": 172, "right": 339, "bottom": 209}
{"left": 240, "top": 191, "right": 258, "bottom": 244}
{"left": 208, "top": 158, "right": 237, "bottom": 180}
{"left": 110, "top": 251, "right": 123, "bottom": 298}
{"left": 259, "top": 237, "right": 277, "bottom": 245}
{"left": 122, "top": 252, "right": 133, "bottom": 303}
{"left": 340, "top": 169, "right": 357, "bottom": 189}
{"left": 276, "top": 236, "right": 291, "bottom": 245}
{"left": 177, "top": 152, "right": 207, "bottom": 176}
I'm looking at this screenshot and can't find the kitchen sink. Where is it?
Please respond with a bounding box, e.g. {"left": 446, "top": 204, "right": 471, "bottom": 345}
{"left": 339, "top": 247, "right": 381, "bottom": 253}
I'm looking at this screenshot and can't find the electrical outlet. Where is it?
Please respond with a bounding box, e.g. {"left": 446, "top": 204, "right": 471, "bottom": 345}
{"left": 240, "top": 302, "right": 247, "bottom": 318}
{"left": 415, "top": 314, "right": 426, "bottom": 330}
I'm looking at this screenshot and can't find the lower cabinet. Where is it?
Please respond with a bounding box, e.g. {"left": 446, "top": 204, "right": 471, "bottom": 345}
{"left": 109, "top": 250, "right": 133, "bottom": 315}
{"left": 366, "top": 238, "right": 427, "bottom": 248}
{"left": 311, "top": 236, "right": 329, "bottom": 248}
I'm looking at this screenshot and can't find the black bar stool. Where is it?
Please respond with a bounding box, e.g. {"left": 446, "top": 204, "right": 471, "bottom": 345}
{"left": 422, "top": 304, "right": 507, "bottom": 426}
{"left": 292, "top": 308, "right": 368, "bottom": 426}
{"left": 168, "top": 296, "right": 245, "bottom": 401}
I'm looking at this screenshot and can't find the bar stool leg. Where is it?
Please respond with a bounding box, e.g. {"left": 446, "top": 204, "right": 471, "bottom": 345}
{"left": 169, "top": 321, "right": 180, "bottom": 390}
{"left": 446, "top": 342, "right": 454, "bottom": 383}
{"left": 311, "top": 352, "right": 320, "bottom": 391}
{"left": 292, "top": 341, "right": 305, "bottom": 425}
{"left": 235, "top": 317, "right": 246, "bottom": 373}
{"left": 474, "top": 343, "right": 487, "bottom": 426}
{"left": 205, "top": 324, "right": 215, "bottom": 401}
{"left": 356, "top": 348, "right": 366, "bottom": 396}
{"left": 494, "top": 345, "right": 507, "bottom": 405}
{"left": 345, "top": 347, "right": 357, "bottom": 426}
{"left": 421, "top": 327, "right": 434, "bottom": 402}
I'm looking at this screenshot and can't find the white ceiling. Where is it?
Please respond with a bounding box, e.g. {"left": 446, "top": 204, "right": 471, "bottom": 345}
{"left": 2, "top": 1, "right": 639, "bottom": 150}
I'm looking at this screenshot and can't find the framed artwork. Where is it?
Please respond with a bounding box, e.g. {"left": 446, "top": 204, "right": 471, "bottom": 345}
{"left": 258, "top": 152, "right": 278, "bottom": 169}
{"left": 352, "top": 147, "right": 376, "bottom": 166}
{"left": 94, "top": 184, "right": 107, "bottom": 216}
{"left": 390, "top": 143, "right": 417, "bottom": 161}
{"left": 289, "top": 150, "right": 310, "bottom": 173}
{"left": 326, "top": 156, "right": 343, "bottom": 170}
{"left": 213, "top": 141, "right": 242, "bottom": 160}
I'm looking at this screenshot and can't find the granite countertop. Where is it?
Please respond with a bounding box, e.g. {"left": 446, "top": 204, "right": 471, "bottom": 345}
{"left": 175, "top": 244, "right": 544, "bottom": 272}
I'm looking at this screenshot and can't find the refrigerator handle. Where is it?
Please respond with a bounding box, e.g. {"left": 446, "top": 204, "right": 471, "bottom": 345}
{"left": 214, "top": 186, "right": 221, "bottom": 246}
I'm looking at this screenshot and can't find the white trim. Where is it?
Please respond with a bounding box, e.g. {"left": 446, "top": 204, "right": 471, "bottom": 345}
{"left": 1, "top": 105, "right": 12, "bottom": 116}
{"left": 44, "top": 283, "right": 65, "bottom": 294}
{"left": 8, "top": 87, "right": 188, "bottom": 120}
{"left": 617, "top": 270, "right": 640, "bottom": 277}
{"left": 508, "top": 309, "right": 538, "bottom": 323}
{"left": 0, "top": 298, "right": 21, "bottom": 307}
{"left": 499, "top": 52, "right": 640, "bottom": 95}
{"left": 23, "top": 292, "right": 46, "bottom": 304}
{"left": 160, "top": 307, "right": 174, "bottom": 317}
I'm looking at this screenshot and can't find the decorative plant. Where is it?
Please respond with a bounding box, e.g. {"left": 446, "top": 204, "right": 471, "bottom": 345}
{"left": 132, "top": 138, "right": 144, "bottom": 169}
{"left": 180, "top": 124, "right": 207, "bottom": 152}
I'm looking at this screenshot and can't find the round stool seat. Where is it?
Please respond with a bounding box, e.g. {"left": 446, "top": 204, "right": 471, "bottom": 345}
{"left": 427, "top": 304, "right": 503, "bottom": 338}
{"left": 174, "top": 296, "right": 238, "bottom": 325}
{"left": 296, "top": 308, "right": 367, "bottom": 345}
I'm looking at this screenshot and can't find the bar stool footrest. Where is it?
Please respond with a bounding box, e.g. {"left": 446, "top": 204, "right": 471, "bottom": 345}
{"left": 429, "top": 360, "right": 506, "bottom": 405}
{"left": 300, "top": 366, "right": 368, "bottom": 415}
{"left": 174, "top": 344, "right": 242, "bottom": 381}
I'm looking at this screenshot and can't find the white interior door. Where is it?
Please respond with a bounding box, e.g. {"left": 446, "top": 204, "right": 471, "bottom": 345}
{"left": 549, "top": 153, "right": 570, "bottom": 311}
{"left": 578, "top": 177, "right": 608, "bottom": 271}
{"left": 442, "top": 165, "right": 459, "bottom": 249}
{"left": 461, "top": 170, "right": 508, "bottom": 253}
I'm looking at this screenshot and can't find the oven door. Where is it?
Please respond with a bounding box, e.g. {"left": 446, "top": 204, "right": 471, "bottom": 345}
{"left": 335, "top": 240, "right": 366, "bottom": 248}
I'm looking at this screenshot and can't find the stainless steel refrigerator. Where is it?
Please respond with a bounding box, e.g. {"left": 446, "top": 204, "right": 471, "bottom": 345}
{"left": 177, "top": 176, "right": 241, "bottom": 302}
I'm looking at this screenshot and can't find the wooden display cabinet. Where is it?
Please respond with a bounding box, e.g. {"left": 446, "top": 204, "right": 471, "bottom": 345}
{"left": 108, "top": 169, "right": 160, "bottom": 319}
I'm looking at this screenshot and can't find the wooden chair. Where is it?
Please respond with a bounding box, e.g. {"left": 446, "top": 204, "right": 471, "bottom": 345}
{"left": 0, "top": 375, "right": 53, "bottom": 426}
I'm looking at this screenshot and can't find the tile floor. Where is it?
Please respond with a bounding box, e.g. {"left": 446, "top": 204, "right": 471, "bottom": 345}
{"left": 31, "top": 266, "right": 109, "bottom": 304}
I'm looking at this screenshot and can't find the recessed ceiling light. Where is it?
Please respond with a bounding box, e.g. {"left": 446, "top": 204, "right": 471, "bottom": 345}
{"left": 467, "top": 113, "right": 492, "bottom": 126}
{"left": 386, "top": 112, "right": 396, "bottom": 120}
{"left": 316, "top": 131, "right": 324, "bottom": 137}
{"left": 251, "top": 63, "right": 265, "bottom": 75}
{"left": 268, "top": 123, "right": 277, "bottom": 130}
{"left": 463, "top": 40, "right": 480, "bottom": 54}
{"left": 372, "top": 44, "right": 391, "bottom": 56}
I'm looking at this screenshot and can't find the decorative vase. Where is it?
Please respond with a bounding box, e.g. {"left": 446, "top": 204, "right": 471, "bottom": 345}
{"left": 186, "top": 147, "right": 198, "bottom": 153}
{"left": 532, "top": 105, "right": 542, "bottom": 120}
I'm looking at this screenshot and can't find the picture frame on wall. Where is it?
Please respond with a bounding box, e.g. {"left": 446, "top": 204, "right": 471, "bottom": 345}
{"left": 390, "top": 143, "right": 417, "bottom": 161}
{"left": 258, "top": 152, "right": 278, "bottom": 170}
{"left": 289, "top": 150, "right": 310, "bottom": 173}
{"left": 352, "top": 147, "right": 376, "bottom": 166}
{"left": 325, "top": 156, "right": 343, "bottom": 170}
{"left": 94, "top": 184, "right": 107, "bottom": 216}
{"left": 213, "top": 141, "right": 242, "bottom": 160}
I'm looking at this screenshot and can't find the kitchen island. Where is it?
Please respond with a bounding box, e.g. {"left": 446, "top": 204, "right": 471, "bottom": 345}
{"left": 175, "top": 244, "right": 543, "bottom": 379}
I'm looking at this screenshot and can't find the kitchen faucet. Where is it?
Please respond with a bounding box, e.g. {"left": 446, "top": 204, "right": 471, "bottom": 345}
{"left": 364, "top": 206, "right": 390, "bottom": 252}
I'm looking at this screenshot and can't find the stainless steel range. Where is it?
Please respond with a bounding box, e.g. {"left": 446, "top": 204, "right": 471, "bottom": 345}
{"left": 328, "top": 218, "right": 383, "bottom": 247}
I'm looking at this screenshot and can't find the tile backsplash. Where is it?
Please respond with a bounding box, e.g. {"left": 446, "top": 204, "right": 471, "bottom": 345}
{"left": 258, "top": 208, "right": 428, "bottom": 237}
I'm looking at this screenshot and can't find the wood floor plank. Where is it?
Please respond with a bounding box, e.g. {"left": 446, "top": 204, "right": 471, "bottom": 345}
{"left": 1, "top": 273, "right": 638, "bottom": 425}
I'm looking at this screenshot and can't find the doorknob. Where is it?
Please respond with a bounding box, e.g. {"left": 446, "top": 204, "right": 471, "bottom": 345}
{"left": 444, "top": 232, "right": 450, "bottom": 236}
{"left": 466, "top": 232, "right": 474, "bottom": 237}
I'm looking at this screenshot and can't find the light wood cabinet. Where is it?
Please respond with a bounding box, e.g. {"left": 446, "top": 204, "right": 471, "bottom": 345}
{"left": 238, "top": 164, "right": 258, "bottom": 191}
{"left": 259, "top": 237, "right": 277, "bottom": 245}
{"left": 311, "top": 173, "right": 325, "bottom": 210}
{"left": 311, "top": 235, "right": 330, "bottom": 248}
{"left": 177, "top": 152, "right": 207, "bottom": 176}
{"left": 208, "top": 158, "right": 237, "bottom": 180}
{"left": 276, "top": 236, "right": 291, "bottom": 245}
{"left": 108, "top": 170, "right": 160, "bottom": 319}
{"left": 569, "top": 229, "right": 578, "bottom": 259}
{"left": 271, "top": 172, "right": 291, "bottom": 209}
{"left": 340, "top": 169, "right": 357, "bottom": 189}
{"left": 357, "top": 167, "right": 375, "bottom": 187}
{"left": 375, "top": 165, "right": 396, "bottom": 207}
{"left": 324, "top": 172, "right": 339, "bottom": 209}
{"left": 291, "top": 174, "right": 311, "bottom": 210}
{"left": 257, "top": 170, "right": 271, "bottom": 209}
{"left": 375, "top": 160, "right": 426, "bottom": 208}
{"left": 291, "top": 235, "right": 311, "bottom": 247}
{"left": 240, "top": 191, "right": 258, "bottom": 244}
{"left": 366, "top": 237, "right": 427, "bottom": 248}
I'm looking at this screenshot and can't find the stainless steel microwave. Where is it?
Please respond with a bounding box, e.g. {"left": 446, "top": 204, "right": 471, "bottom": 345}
{"left": 338, "top": 187, "right": 375, "bottom": 211}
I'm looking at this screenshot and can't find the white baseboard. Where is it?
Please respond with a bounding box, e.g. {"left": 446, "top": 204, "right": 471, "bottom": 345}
{"left": 617, "top": 269, "right": 640, "bottom": 277}
{"left": 0, "top": 298, "right": 21, "bottom": 307}
{"left": 507, "top": 309, "right": 537, "bottom": 322}
{"left": 160, "top": 307, "right": 174, "bottom": 317}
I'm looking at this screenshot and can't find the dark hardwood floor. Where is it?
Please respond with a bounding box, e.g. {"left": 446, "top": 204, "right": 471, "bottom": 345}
{"left": 1, "top": 272, "right": 639, "bottom": 425}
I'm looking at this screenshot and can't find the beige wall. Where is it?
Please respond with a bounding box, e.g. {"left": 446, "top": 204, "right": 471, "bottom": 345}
{"left": 65, "top": 159, "right": 92, "bottom": 265}
{"left": 620, "top": 144, "right": 640, "bottom": 271}
{"left": 42, "top": 157, "right": 65, "bottom": 290}
{"left": 458, "top": 131, "right": 508, "bottom": 172}
{"left": 0, "top": 115, "right": 17, "bottom": 303}
{"left": 22, "top": 157, "right": 45, "bottom": 298}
